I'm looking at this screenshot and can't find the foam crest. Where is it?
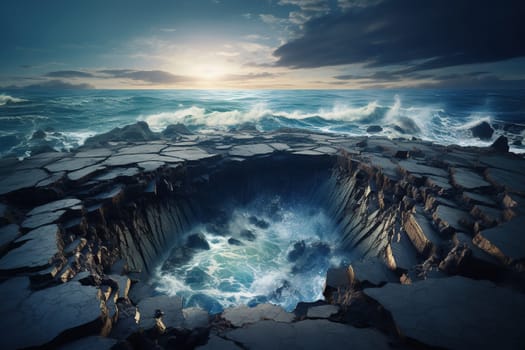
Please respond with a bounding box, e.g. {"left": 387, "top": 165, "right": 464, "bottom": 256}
{"left": 0, "top": 94, "right": 27, "bottom": 106}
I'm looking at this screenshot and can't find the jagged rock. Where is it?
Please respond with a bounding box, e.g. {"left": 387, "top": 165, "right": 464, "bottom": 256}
{"left": 186, "top": 233, "right": 210, "bottom": 250}
{"left": 486, "top": 167, "right": 525, "bottom": 194}
{"left": 111, "top": 299, "right": 140, "bottom": 340}
{"left": 31, "top": 129, "right": 46, "bottom": 140}
{"left": 222, "top": 304, "right": 294, "bottom": 327}
{"left": 306, "top": 304, "right": 339, "bottom": 318}
{"left": 398, "top": 159, "right": 448, "bottom": 177}
{"left": 0, "top": 224, "right": 61, "bottom": 271}
{"left": 138, "top": 295, "right": 184, "bottom": 329}
{"left": 0, "top": 168, "right": 49, "bottom": 195}
{"left": 84, "top": 121, "right": 159, "bottom": 146}
{"left": 473, "top": 216, "right": 525, "bottom": 265}
{"left": 229, "top": 143, "right": 274, "bottom": 157}
{"left": 249, "top": 216, "right": 269, "bottom": 229}
{"left": 365, "top": 276, "right": 525, "bottom": 349}
{"left": 349, "top": 258, "right": 398, "bottom": 287}
{"left": 432, "top": 205, "right": 472, "bottom": 234}
{"left": 451, "top": 168, "right": 491, "bottom": 189}
{"left": 491, "top": 135, "right": 509, "bottom": 152}
{"left": 222, "top": 319, "right": 391, "bottom": 350}
{"left": 227, "top": 237, "right": 243, "bottom": 246}
{"left": 183, "top": 307, "right": 209, "bottom": 329}
{"left": 287, "top": 240, "right": 306, "bottom": 261}
{"left": 22, "top": 209, "right": 65, "bottom": 229}
{"left": 162, "top": 123, "right": 193, "bottom": 137}
{"left": 28, "top": 198, "right": 81, "bottom": 216}
{"left": 366, "top": 125, "right": 383, "bottom": 133}
{"left": 470, "top": 121, "right": 494, "bottom": 140}
{"left": 239, "top": 229, "right": 256, "bottom": 241}
{"left": 0, "top": 278, "right": 106, "bottom": 349}
{"left": 0, "top": 223, "right": 19, "bottom": 247}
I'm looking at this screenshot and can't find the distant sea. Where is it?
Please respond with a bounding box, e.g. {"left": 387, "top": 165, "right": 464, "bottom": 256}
{"left": 1, "top": 89, "right": 524, "bottom": 158}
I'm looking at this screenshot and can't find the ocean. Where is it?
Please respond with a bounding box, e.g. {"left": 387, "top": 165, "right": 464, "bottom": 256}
{"left": 1, "top": 89, "right": 524, "bottom": 158}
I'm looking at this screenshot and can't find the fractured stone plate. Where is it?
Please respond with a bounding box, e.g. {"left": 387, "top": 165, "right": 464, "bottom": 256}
{"left": 229, "top": 144, "right": 274, "bottom": 157}
{"left": 28, "top": 198, "right": 81, "bottom": 216}
{"left": 0, "top": 168, "right": 49, "bottom": 195}
{"left": 365, "top": 276, "right": 525, "bottom": 350}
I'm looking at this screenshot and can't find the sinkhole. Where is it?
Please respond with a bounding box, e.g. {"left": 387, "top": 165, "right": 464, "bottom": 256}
{"left": 146, "top": 154, "right": 358, "bottom": 314}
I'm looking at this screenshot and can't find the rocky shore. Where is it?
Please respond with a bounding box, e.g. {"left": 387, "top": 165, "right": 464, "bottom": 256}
{"left": 0, "top": 122, "right": 524, "bottom": 349}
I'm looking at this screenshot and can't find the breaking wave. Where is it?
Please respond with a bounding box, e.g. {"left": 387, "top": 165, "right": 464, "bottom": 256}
{"left": 0, "top": 94, "right": 27, "bottom": 106}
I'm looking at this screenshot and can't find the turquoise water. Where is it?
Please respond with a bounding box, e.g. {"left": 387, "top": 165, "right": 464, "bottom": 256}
{"left": 154, "top": 198, "right": 349, "bottom": 313}
{"left": 1, "top": 89, "right": 525, "bottom": 157}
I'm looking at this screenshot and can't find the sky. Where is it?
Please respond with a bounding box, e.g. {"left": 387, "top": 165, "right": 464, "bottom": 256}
{"left": 1, "top": 0, "right": 524, "bottom": 89}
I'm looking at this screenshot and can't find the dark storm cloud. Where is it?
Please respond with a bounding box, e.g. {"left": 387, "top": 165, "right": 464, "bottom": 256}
{"left": 98, "top": 69, "right": 193, "bottom": 84}
{"left": 45, "top": 70, "right": 94, "bottom": 78}
{"left": 21, "top": 80, "right": 94, "bottom": 89}
{"left": 275, "top": 0, "right": 525, "bottom": 70}
{"left": 416, "top": 74, "right": 525, "bottom": 89}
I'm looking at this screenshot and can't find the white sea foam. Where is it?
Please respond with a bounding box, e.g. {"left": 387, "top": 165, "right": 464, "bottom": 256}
{"left": 0, "top": 94, "right": 27, "bottom": 106}
{"left": 154, "top": 199, "right": 349, "bottom": 312}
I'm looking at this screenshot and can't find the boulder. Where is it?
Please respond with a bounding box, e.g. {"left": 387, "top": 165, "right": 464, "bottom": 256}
{"left": 162, "top": 123, "right": 193, "bottom": 137}
{"left": 228, "top": 237, "right": 243, "bottom": 246}
{"left": 470, "top": 121, "right": 494, "bottom": 140}
{"left": 366, "top": 125, "right": 383, "bottom": 133}
{"left": 186, "top": 233, "right": 210, "bottom": 250}
{"left": 84, "top": 121, "right": 159, "bottom": 146}
{"left": 239, "top": 229, "right": 256, "bottom": 241}
{"left": 490, "top": 135, "right": 509, "bottom": 152}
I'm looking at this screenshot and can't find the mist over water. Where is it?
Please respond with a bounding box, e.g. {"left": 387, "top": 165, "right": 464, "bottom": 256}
{"left": 153, "top": 197, "right": 349, "bottom": 313}
{"left": 1, "top": 89, "right": 524, "bottom": 158}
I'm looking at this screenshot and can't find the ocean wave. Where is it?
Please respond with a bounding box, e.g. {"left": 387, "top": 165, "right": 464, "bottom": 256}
{"left": 0, "top": 94, "right": 27, "bottom": 106}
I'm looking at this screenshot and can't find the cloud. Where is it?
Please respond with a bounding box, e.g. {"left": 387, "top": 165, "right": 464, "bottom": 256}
{"left": 45, "top": 70, "right": 94, "bottom": 78}
{"left": 274, "top": 0, "right": 525, "bottom": 71}
{"left": 98, "top": 69, "right": 193, "bottom": 84}
{"left": 222, "top": 72, "right": 275, "bottom": 81}
{"left": 415, "top": 74, "right": 525, "bottom": 89}
{"left": 19, "top": 79, "right": 94, "bottom": 90}
{"left": 277, "top": 0, "right": 330, "bottom": 12}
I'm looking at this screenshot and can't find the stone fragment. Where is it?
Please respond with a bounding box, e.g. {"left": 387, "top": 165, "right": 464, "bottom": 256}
{"left": 94, "top": 167, "right": 140, "bottom": 181}
{"left": 349, "top": 258, "right": 398, "bottom": 287}
{"left": 22, "top": 209, "right": 65, "bottom": 229}
{"left": 225, "top": 320, "right": 391, "bottom": 350}
{"left": 138, "top": 161, "right": 165, "bottom": 172}
{"left": 67, "top": 164, "right": 106, "bottom": 181}
{"left": 0, "top": 224, "right": 19, "bottom": 247}
{"left": 0, "top": 168, "right": 49, "bottom": 195}
{"left": 0, "top": 224, "right": 60, "bottom": 271}
{"left": 45, "top": 157, "right": 105, "bottom": 172}
{"left": 138, "top": 295, "right": 184, "bottom": 329}
{"left": 398, "top": 160, "right": 448, "bottom": 177}
{"left": 222, "top": 304, "right": 295, "bottom": 327}
{"left": 28, "top": 198, "right": 81, "bottom": 216}
{"left": 74, "top": 148, "right": 113, "bottom": 158}
{"left": 365, "top": 276, "right": 525, "bottom": 350}
{"left": 186, "top": 233, "right": 210, "bottom": 250}
{"left": 0, "top": 279, "right": 104, "bottom": 349}
{"left": 490, "top": 135, "right": 509, "bottom": 152}
{"left": 229, "top": 144, "right": 274, "bottom": 157}
{"left": 452, "top": 168, "right": 491, "bottom": 189}
{"left": 470, "top": 121, "right": 494, "bottom": 140}
{"left": 473, "top": 216, "right": 525, "bottom": 263}
{"left": 486, "top": 167, "right": 525, "bottom": 194}
{"left": 269, "top": 142, "right": 290, "bottom": 151}
{"left": 432, "top": 205, "right": 472, "bottom": 233}
{"left": 117, "top": 144, "right": 167, "bottom": 154}
{"left": 306, "top": 304, "right": 339, "bottom": 319}
{"left": 162, "top": 147, "right": 217, "bottom": 161}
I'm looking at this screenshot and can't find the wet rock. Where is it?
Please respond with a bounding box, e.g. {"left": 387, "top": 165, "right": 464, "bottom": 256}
{"left": 229, "top": 143, "right": 274, "bottom": 157}
{"left": 394, "top": 150, "right": 409, "bottom": 159}
{"left": 162, "top": 123, "right": 193, "bottom": 137}
{"left": 491, "top": 135, "right": 509, "bottom": 152}
{"left": 186, "top": 233, "right": 210, "bottom": 250}
{"left": 31, "top": 129, "right": 46, "bottom": 140}
{"left": 222, "top": 304, "right": 294, "bottom": 327}
{"left": 84, "top": 121, "right": 159, "bottom": 146}
{"left": 138, "top": 295, "right": 184, "bottom": 329}
{"left": 239, "top": 229, "right": 256, "bottom": 241}
{"left": 451, "top": 168, "right": 491, "bottom": 189}
{"left": 162, "top": 247, "right": 194, "bottom": 271}
{"left": 117, "top": 144, "right": 167, "bottom": 155}
{"left": 287, "top": 240, "right": 306, "bottom": 262}
{"left": 0, "top": 279, "right": 105, "bottom": 349}
{"left": 306, "top": 304, "right": 339, "bottom": 319}
{"left": 162, "top": 147, "right": 217, "bottom": 161}
{"left": 249, "top": 216, "right": 270, "bottom": 229}
{"left": 366, "top": 125, "right": 383, "bottom": 133}
{"left": 470, "top": 121, "right": 494, "bottom": 140}
{"left": 349, "top": 258, "right": 398, "bottom": 288}
{"left": 186, "top": 293, "right": 223, "bottom": 314}
{"left": 28, "top": 198, "right": 82, "bottom": 216}
{"left": 22, "top": 209, "right": 65, "bottom": 229}
{"left": 228, "top": 237, "right": 243, "bottom": 246}
{"left": 46, "top": 157, "right": 106, "bottom": 172}
{"left": 473, "top": 216, "right": 525, "bottom": 265}
{"left": 223, "top": 319, "right": 391, "bottom": 350}
{"left": 0, "top": 224, "right": 60, "bottom": 272}
{"left": 0, "top": 168, "right": 49, "bottom": 195}
{"left": 183, "top": 307, "right": 209, "bottom": 329}
{"left": 365, "top": 276, "right": 525, "bottom": 349}
{"left": 0, "top": 224, "right": 19, "bottom": 247}
{"left": 111, "top": 298, "right": 140, "bottom": 340}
